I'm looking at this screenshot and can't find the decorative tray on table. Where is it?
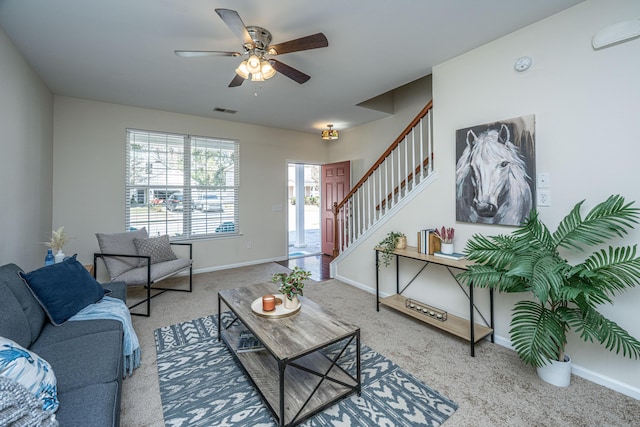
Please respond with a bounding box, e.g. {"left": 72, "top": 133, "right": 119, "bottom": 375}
{"left": 251, "top": 294, "right": 301, "bottom": 318}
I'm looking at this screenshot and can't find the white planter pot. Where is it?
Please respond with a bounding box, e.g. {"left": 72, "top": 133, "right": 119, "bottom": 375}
{"left": 283, "top": 295, "right": 299, "bottom": 309}
{"left": 536, "top": 355, "right": 571, "bottom": 387}
{"left": 441, "top": 242, "right": 454, "bottom": 254}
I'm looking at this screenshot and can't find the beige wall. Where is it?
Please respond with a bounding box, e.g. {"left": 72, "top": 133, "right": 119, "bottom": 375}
{"left": 52, "top": 97, "right": 329, "bottom": 276}
{"left": 0, "top": 27, "right": 53, "bottom": 270}
{"left": 329, "top": 75, "right": 433, "bottom": 178}
{"left": 334, "top": 0, "right": 640, "bottom": 396}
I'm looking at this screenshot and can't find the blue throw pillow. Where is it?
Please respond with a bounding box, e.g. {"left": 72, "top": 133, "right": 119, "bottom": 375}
{"left": 0, "top": 336, "right": 59, "bottom": 413}
{"left": 19, "top": 255, "right": 107, "bottom": 326}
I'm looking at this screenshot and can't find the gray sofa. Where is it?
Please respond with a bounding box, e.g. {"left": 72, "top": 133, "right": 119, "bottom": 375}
{"left": 0, "top": 263, "right": 125, "bottom": 427}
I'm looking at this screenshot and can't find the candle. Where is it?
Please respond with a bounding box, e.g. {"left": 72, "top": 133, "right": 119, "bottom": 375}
{"left": 262, "top": 294, "right": 276, "bottom": 312}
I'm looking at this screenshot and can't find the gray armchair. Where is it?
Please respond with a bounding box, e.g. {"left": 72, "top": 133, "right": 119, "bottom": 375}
{"left": 94, "top": 228, "right": 192, "bottom": 316}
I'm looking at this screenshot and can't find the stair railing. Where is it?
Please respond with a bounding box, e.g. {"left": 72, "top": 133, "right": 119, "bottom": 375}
{"left": 332, "top": 101, "right": 434, "bottom": 256}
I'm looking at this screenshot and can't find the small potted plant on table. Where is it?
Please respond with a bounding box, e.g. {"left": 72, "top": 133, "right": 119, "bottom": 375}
{"left": 272, "top": 266, "right": 312, "bottom": 309}
{"left": 376, "top": 231, "right": 406, "bottom": 269}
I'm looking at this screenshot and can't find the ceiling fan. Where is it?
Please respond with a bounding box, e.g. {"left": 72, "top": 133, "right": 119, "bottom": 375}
{"left": 175, "top": 8, "right": 328, "bottom": 87}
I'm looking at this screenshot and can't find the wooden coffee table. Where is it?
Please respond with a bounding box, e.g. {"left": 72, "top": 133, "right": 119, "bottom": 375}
{"left": 218, "top": 282, "right": 361, "bottom": 427}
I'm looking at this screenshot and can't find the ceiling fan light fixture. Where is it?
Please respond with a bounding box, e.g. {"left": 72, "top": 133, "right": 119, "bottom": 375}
{"left": 178, "top": 9, "right": 329, "bottom": 87}
{"left": 322, "top": 124, "right": 339, "bottom": 140}
{"left": 251, "top": 72, "right": 265, "bottom": 82}
{"left": 246, "top": 54, "right": 262, "bottom": 74}
{"left": 261, "top": 60, "right": 276, "bottom": 79}
{"left": 235, "top": 60, "right": 250, "bottom": 79}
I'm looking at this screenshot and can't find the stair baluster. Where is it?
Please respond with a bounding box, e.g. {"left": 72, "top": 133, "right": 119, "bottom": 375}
{"left": 332, "top": 101, "right": 434, "bottom": 257}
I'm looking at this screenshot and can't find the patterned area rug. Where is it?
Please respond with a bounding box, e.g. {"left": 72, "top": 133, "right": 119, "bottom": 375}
{"left": 155, "top": 315, "right": 458, "bottom": 426}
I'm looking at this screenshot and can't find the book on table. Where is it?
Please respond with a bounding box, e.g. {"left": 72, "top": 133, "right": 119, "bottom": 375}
{"left": 237, "top": 330, "right": 265, "bottom": 353}
{"left": 433, "top": 251, "right": 465, "bottom": 261}
{"left": 417, "top": 228, "right": 436, "bottom": 254}
{"left": 429, "top": 232, "right": 441, "bottom": 254}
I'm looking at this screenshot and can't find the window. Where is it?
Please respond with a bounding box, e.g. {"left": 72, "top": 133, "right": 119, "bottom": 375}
{"left": 126, "top": 129, "right": 239, "bottom": 239}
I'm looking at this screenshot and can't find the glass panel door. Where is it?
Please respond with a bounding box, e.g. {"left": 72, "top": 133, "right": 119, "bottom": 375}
{"left": 288, "top": 163, "right": 321, "bottom": 258}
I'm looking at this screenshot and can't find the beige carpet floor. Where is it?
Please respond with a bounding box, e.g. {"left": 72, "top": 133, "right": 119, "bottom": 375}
{"left": 120, "top": 262, "right": 640, "bottom": 427}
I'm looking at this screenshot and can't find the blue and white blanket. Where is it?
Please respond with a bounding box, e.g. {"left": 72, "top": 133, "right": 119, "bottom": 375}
{"left": 70, "top": 296, "right": 141, "bottom": 377}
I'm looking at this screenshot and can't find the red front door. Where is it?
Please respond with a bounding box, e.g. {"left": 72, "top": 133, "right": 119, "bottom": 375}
{"left": 321, "top": 161, "right": 350, "bottom": 256}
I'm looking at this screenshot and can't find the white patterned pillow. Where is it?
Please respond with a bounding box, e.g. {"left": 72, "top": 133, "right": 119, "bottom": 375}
{"left": 134, "top": 235, "right": 177, "bottom": 266}
{"left": 0, "top": 376, "right": 58, "bottom": 426}
{"left": 0, "top": 336, "right": 58, "bottom": 413}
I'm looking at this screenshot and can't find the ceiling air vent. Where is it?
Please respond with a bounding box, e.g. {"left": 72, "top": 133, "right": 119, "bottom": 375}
{"left": 213, "top": 107, "right": 237, "bottom": 114}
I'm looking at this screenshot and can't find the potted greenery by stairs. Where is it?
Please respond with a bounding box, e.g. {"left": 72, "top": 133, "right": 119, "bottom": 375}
{"left": 457, "top": 195, "right": 640, "bottom": 387}
{"left": 377, "top": 231, "right": 406, "bottom": 269}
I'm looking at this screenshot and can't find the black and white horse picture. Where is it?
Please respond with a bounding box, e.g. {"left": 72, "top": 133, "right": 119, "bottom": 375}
{"left": 455, "top": 115, "right": 535, "bottom": 226}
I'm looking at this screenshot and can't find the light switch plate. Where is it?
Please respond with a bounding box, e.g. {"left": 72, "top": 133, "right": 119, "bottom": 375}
{"left": 537, "top": 173, "right": 550, "bottom": 188}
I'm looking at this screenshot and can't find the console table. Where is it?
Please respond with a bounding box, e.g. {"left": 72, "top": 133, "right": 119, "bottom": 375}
{"left": 375, "top": 245, "right": 494, "bottom": 356}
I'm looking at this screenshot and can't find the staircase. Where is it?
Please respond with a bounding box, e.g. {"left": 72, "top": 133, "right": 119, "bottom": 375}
{"left": 331, "top": 100, "right": 434, "bottom": 256}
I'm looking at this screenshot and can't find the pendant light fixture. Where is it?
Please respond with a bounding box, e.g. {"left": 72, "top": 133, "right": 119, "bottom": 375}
{"left": 322, "top": 124, "right": 339, "bottom": 141}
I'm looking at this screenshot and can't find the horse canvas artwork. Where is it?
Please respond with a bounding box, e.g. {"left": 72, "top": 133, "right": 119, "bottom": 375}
{"left": 456, "top": 115, "right": 535, "bottom": 226}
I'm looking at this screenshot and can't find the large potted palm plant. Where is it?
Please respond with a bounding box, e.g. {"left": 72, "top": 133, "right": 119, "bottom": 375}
{"left": 457, "top": 195, "right": 640, "bottom": 386}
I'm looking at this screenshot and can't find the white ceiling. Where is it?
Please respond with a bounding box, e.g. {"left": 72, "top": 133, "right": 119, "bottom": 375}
{"left": 0, "top": 0, "right": 584, "bottom": 134}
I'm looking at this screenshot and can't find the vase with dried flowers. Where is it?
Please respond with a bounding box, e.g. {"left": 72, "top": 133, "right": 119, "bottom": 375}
{"left": 272, "top": 266, "right": 311, "bottom": 309}
{"left": 434, "top": 226, "right": 455, "bottom": 254}
{"left": 45, "top": 226, "right": 70, "bottom": 263}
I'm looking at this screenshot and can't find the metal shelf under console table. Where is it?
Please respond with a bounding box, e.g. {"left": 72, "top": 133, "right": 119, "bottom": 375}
{"left": 375, "top": 245, "right": 494, "bottom": 356}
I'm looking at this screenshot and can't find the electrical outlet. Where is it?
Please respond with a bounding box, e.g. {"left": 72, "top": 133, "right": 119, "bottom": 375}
{"left": 537, "top": 189, "right": 551, "bottom": 207}
{"left": 247, "top": 241, "right": 253, "bottom": 249}
{"left": 537, "top": 172, "right": 550, "bottom": 188}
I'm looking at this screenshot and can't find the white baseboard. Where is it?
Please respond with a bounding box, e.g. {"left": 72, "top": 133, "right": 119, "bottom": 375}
{"left": 489, "top": 332, "right": 640, "bottom": 398}
{"left": 334, "top": 275, "right": 640, "bottom": 400}
{"left": 571, "top": 364, "right": 640, "bottom": 400}
{"left": 333, "top": 274, "right": 381, "bottom": 296}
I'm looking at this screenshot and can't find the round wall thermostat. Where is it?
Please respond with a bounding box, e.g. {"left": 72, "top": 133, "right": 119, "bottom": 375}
{"left": 514, "top": 56, "right": 533, "bottom": 72}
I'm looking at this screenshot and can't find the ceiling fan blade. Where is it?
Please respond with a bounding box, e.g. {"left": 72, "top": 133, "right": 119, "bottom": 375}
{"left": 175, "top": 50, "right": 241, "bottom": 58}
{"left": 228, "top": 74, "right": 245, "bottom": 87}
{"left": 215, "top": 8, "right": 254, "bottom": 48}
{"left": 271, "top": 59, "right": 311, "bottom": 84}
{"left": 268, "top": 33, "right": 328, "bottom": 55}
